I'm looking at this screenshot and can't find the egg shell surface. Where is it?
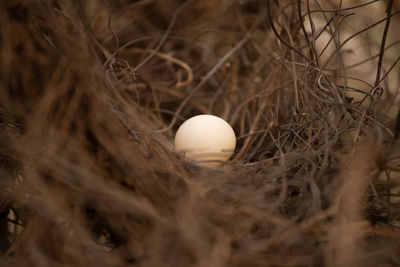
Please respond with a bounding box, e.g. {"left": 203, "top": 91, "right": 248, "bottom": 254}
{"left": 174, "top": 114, "right": 236, "bottom": 167}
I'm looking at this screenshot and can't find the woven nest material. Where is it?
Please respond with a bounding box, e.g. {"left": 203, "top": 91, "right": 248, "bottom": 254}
{"left": 1, "top": 0, "right": 400, "bottom": 266}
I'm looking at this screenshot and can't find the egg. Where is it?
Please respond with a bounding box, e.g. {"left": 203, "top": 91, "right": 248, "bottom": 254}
{"left": 174, "top": 114, "right": 236, "bottom": 167}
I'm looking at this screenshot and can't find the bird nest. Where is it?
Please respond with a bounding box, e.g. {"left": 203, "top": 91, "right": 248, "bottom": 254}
{"left": 1, "top": 0, "right": 400, "bottom": 266}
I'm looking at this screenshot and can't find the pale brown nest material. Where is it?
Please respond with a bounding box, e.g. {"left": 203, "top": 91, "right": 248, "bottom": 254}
{"left": 1, "top": 0, "right": 400, "bottom": 266}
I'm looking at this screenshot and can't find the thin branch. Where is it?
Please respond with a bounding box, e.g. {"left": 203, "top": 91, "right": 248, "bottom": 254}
{"left": 374, "top": 0, "right": 394, "bottom": 89}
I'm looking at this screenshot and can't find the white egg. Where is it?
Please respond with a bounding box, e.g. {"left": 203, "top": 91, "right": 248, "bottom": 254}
{"left": 174, "top": 114, "right": 236, "bottom": 167}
